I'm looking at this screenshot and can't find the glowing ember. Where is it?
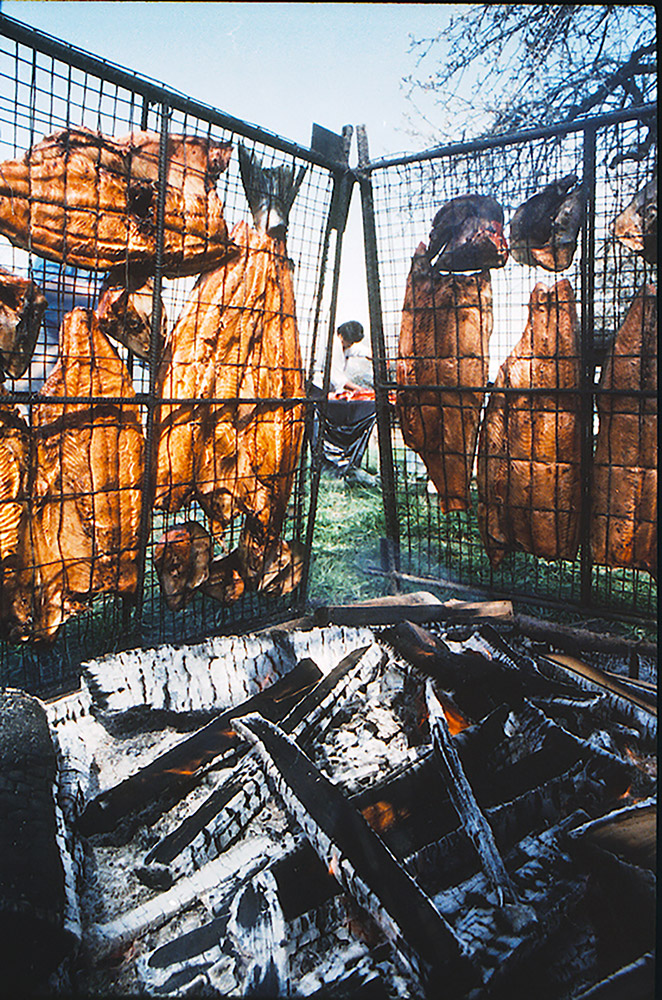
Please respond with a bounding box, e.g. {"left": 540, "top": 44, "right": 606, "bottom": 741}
{"left": 361, "top": 800, "right": 411, "bottom": 834}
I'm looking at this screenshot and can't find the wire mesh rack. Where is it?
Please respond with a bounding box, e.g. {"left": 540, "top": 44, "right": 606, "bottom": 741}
{"left": 0, "top": 17, "right": 349, "bottom": 694}
{"left": 361, "top": 109, "right": 657, "bottom": 621}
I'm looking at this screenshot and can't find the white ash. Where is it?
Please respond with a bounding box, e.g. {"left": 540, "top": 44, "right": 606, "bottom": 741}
{"left": 308, "top": 659, "right": 427, "bottom": 792}
{"left": 82, "top": 626, "right": 376, "bottom": 718}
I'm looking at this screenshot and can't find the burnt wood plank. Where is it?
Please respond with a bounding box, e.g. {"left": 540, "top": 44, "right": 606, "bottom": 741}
{"left": 77, "top": 657, "right": 322, "bottom": 837}
{"left": 543, "top": 653, "right": 656, "bottom": 715}
{"left": 144, "top": 645, "right": 373, "bottom": 866}
{"left": 233, "top": 712, "right": 476, "bottom": 994}
{"left": 513, "top": 613, "right": 657, "bottom": 661}
{"left": 425, "top": 680, "right": 517, "bottom": 906}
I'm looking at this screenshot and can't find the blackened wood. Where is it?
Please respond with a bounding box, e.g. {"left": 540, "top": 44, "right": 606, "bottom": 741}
{"left": 0, "top": 691, "right": 74, "bottom": 989}
{"left": 227, "top": 869, "right": 288, "bottom": 997}
{"left": 574, "top": 953, "right": 654, "bottom": 999}
{"left": 314, "top": 598, "right": 512, "bottom": 628}
{"left": 77, "top": 657, "right": 322, "bottom": 836}
{"left": 233, "top": 712, "right": 475, "bottom": 994}
{"left": 147, "top": 912, "right": 230, "bottom": 969}
{"left": 425, "top": 680, "right": 517, "bottom": 906}
{"left": 385, "top": 621, "right": 552, "bottom": 721}
{"left": 514, "top": 613, "right": 657, "bottom": 661}
{"left": 144, "top": 645, "right": 372, "bottom": 866}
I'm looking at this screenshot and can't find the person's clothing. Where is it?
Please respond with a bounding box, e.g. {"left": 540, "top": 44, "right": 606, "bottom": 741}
{"left": 306, "top": 383, "right": 376, "bottom": 476}
{"left": 330, "top": 340, "right": 373, "bottom": 392}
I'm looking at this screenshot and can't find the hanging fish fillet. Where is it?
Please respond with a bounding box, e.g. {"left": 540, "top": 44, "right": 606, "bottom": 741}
{"left": 591, "top": 284, "right": 657, "bottom": 577}
{"left": 0, "top": 391, "right": 29, "bottom": 626}
{"left": 0, "top": 268, "right": 48, "bottom": 379}
{"left": 397, "top": 244, "right": 492, "bottom": 512}
{"left": 11, "top": 309, "right": 144, "bottom": 641}
{"left": 155, "top": 220, "right": 305, "bottom": 596}
{"left": 0, "top": 128, "right": 235, "bottom": 277}
{"left": 477, "top": 279, "right": 581, "bottom": 567}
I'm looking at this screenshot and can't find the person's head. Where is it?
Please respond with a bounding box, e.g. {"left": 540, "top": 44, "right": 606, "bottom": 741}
{"left": 338, "top": 320, "right": 364, "bottom": 351}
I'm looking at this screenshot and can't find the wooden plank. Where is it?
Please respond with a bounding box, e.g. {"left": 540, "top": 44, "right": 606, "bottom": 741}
{"left": 425, "top": 681, "right": 517, "bottom": 906}
{"left": 513, "top": 613, "right": 657, "bottom": 661}
{"left": 143, "top": 645, "right": 375, "bottom": 868}
{"left": 569, "top": 801, "right": 656, "bottom": 871}
{"left": 314, "top": 599, "right": 513, "bottom": 628}
{"left": 227, "top": 870, "right": 289, "bottom": 996}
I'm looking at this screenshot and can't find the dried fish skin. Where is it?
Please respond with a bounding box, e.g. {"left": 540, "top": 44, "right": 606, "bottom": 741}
{"left": 397, "top": 245, "right": 492, "bottom": 513}
{"left": 613, "top": 178, "right": 657, "bottom": 264}
{"left": 0, "top": 128, "right": 236, "bottom": 277}
{"left": 510, "top": 176, "right": 585, "bottom": 272}
{"left": 0, "top": 268, "right": 48, "bottom": 379}
{"left": 591, "top": 284, "right": 657, "bottom": 577}
{"left": 0, "top": 393, "right": 29, "bottom": 627}
{"left": 95, "top": 276, "right": 166, "bottom": 361}
{"left": 12, "top": 308, "right": 144, "bottom": 642}
{"left": 153, "top": 520, "right": 212, "bottom": 611}
{"left": 155, "top": 221, "right": 305, "bottom": 598}
{"left": 477, "top": 279, "right": 582, "bottom": 567}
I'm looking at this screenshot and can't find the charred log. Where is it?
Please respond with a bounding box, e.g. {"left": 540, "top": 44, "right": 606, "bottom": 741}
{"left": 233, "top": 712, "right": 475, "bottom": 995}
{"left": 77, "top": 656, "right": 322, "bottom": 837}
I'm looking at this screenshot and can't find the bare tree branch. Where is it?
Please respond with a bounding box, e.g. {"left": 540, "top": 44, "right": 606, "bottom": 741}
{"left": 403, "top": 5, "right": 657, "bottom": 145}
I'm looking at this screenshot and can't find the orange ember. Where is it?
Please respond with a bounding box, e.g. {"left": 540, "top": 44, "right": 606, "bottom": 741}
{"left": 328, "top": 851, "right": 341, "bottom": 879}
{"left": 361, "top": 800, "right": 411, "bottom": 833}
{"left": 442, "top": 700, "right": 471, "bottom": 736}
{"left": 362, "top": 801, "right": 397, "bottom": 833}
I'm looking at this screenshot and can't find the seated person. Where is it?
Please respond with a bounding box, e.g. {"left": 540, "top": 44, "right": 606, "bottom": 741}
{"left": 331, "top": 320, "right": 373, "bottom": 394}
{"left": 308, "top": 320, "right": 377, "bottom": 478}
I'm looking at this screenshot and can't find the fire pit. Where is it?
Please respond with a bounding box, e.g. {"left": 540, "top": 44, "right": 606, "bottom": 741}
{"left": 6, "top": 601, "right": 656, "bottom": 997}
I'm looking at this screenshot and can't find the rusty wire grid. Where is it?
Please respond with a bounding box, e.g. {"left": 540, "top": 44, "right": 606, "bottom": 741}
{"left": 362, "top": 109, "right": 657, "bottom": 620}
{"left": 0, "top": 20, "right": 346, "bottom": 693}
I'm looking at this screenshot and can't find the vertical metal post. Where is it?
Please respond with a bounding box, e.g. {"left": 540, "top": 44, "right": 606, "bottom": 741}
{"left": 133, "top": 102, "right": 169, "bottom": 633}
{"left": 356, "top": 125, "right": 400, "bottom": 586}
{"left": 579, "top": 124, "right": 597, "bottom": 608}
{"left": 298, "top": 169, "right": 355, "bottom": 609}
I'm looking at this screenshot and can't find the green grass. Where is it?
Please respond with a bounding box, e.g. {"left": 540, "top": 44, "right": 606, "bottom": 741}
{"left": 305, "top": 459, "right": 657, "bottom": 645}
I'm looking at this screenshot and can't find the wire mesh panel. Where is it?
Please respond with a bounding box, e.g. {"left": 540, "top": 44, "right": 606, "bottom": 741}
{"left": 364, "top": 110, "right": 657, "bottom": 620}
{"left": 0, "top": 19, "right": 342, "bottom": 694}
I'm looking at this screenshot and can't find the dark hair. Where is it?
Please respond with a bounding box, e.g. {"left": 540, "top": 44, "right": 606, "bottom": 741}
{"left": 338, "top": 320, "right": 364, "bottom": 345}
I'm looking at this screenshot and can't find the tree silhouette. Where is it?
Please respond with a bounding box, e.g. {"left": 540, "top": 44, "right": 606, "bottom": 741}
{"left": 404, "top": 5, "right": 656, "bottom": 150}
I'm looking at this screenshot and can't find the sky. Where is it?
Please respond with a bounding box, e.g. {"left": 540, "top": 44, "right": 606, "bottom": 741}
{"left": 2, "top": 1, "right": 451, "bottom": 331}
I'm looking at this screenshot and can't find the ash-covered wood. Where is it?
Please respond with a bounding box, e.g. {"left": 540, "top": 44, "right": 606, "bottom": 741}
{"left": 36, "top": 622, "right": 656, "bottom": 998}
{"left": 426, "top": 680, "right": 517, "bottom": 906}
{"left": 144, "top": 643, "right": 379, "bottom": 872}
{"left": 0, "top": 689, "right": 77, "bottom": 990}
{"left": 233, "top": 712, "right": 475, "bottom": 994}
{"left": 77, "top": 656, "right": 323, "bottom": 837}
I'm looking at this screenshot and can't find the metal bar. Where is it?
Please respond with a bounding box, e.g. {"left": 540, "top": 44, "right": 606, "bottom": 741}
{"left": 0, "top": 13, "right": 343, "bottom": 172}
{"left": 133, "top": 101, "right": 169, "bottom": 633}
{"left": 1, "top": 384, "right": 655, "bottom": 408}
{"left": 365, "top": 105, "right": 657, "bottom": 172}
{"left": 357, "top": 125, "right": 400, "bottom": 585}
{"left": 579, "top": 124, "right": 597, "bottom": 609}
{"left": 299, "top": 170, "right": 355, "bottom": 608}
